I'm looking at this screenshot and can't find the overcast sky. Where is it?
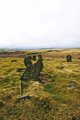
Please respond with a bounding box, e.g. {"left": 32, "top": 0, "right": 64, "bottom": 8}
{"left": 0, "top": 0, "right": 80, "bottom": 49}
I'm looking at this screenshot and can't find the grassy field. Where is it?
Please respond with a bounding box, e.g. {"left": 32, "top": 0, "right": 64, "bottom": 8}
{"left": 0, "top": 49, "right": 80, "bottom": 120}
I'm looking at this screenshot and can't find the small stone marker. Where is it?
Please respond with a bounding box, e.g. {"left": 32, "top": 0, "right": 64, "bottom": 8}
{"left": 66, "top": 55, "right": 72, "bottom": 62}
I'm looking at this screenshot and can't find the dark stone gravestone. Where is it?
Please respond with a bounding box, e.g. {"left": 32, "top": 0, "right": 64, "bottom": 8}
{"left": 33, "top": 55, "right": 44, "bottom": 80}
{"left": 66, "top": 55, "right": 72, "bottom": 62}
{"left": 21, "top": 56, "right": 33, "bottom": 80}
{"left": 21, "top": 55, "right": 43, "bottom": 81}
{"left": 20, "top": 55, "right": 44, "bottom": 94}
{"left": 33, "top": 55, "right": 36, "bottom": 61}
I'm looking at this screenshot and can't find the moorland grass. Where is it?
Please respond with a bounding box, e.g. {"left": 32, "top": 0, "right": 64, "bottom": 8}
{"left": 0, "top": 49, "right": 80, "bottom": 120}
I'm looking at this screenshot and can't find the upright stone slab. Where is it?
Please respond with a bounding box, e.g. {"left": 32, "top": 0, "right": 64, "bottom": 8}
{"left": 33, "top": 55, "right": 44, "bottom": 80}
{"left": 66, "top": 55, "right": 72, "bottom": 62}
{"left": 21, "top": 56, "right": 33, "bottom": 80}
{"left": 20, "top": 55, "right": 44, "bottom": 94}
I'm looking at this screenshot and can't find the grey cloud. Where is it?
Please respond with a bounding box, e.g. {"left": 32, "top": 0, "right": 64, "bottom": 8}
{"left": 0, "top": 0, "right": 80, "bottom": 48}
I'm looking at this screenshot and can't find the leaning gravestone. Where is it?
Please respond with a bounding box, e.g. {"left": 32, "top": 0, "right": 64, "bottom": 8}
{"left": 20, "top": 56, "right": 33, "bottom": 94}
{"left": 21, "top": 56, "right": 33, "bottom": 80}
{"left": 21, "top": 55, "right": 43, "bottom": 81}
{"left": 20, "top": 55, "right": 44, "bottom": 94}
{"left": 66, "top": 55, "right": 72, "bottom": 62}
{"left": 33, "top": 55, "right": 44, "bottom": 80}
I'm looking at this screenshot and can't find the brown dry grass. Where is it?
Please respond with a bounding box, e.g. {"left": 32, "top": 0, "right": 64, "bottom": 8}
{"left": 0, "top": 48, "right": 80, "bottom": 120}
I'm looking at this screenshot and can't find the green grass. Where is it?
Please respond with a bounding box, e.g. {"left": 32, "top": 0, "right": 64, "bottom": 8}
{"left": 0, "top": 49, "right": 80, "bottom": 120}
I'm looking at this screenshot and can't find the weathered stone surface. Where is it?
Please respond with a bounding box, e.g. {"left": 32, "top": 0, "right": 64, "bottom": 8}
{"left": 20, "top": 55, "right": 44, "bottom": 93}
{"left": 66, "top": 55, "right": 72, "bottom": 62}
{"left": 33, "top": 55, "right": 36, "bottom": 60}
{"left": 33, "top": 55, "right": 44, "bottom": 80}
{"left": 21, "top": 55, "right": 44, "bottom": 81}
{"left": 21, "top": 56, "right": 33, "bottom": 80}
